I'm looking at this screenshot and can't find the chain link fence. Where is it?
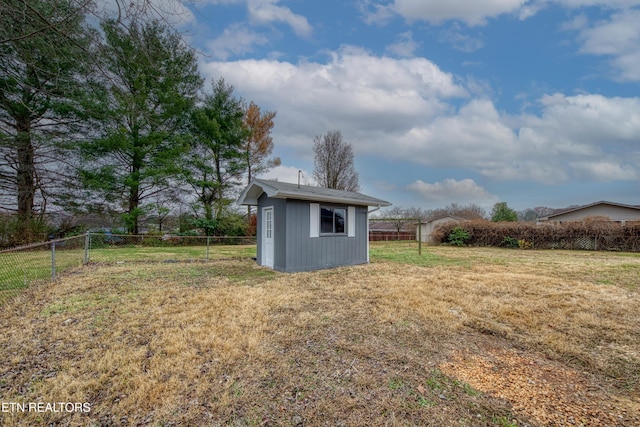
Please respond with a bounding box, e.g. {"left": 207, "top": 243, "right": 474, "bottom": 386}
{"left": 0, "top": 233, "right": 257, "bottom": 305}
{"left": 547, "top": 235, "right": 640, "bottom": 251}
{"left": 84, "top": 234, "right": 256, "bottom": 263}
{"left": 0, "top": 235, "right": 86, "bottom": 304}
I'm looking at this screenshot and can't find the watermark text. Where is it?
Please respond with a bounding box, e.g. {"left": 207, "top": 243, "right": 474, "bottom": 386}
{"left": 1, "top": 402, "right": 91, "bottom": 413}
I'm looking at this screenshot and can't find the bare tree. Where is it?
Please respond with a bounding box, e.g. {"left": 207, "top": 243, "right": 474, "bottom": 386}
{"left": 517, "top": 206, "right": 559, "bottom": 222}
{"left": 312, "top": 130, "right": 359, "bottom": 191}
{"left": 381, "top": 206, "right": 414, "bottom": 240}
{"left": 428, "top": 203, "right": 486, "bottom": 220}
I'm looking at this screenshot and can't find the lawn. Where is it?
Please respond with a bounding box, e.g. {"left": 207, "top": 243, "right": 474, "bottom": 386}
{"left": 0, "top": 243, "right": 257, "bottom": 303}
{"left": 0, "top": 242, "right": 639, "bottom": 426}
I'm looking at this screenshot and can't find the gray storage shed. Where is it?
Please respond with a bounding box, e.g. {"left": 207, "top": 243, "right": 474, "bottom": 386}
{"left": 237, "top": 179, "right": 391, "bottom": 272}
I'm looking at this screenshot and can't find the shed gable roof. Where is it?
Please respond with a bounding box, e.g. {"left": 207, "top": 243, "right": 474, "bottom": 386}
{"left": 237, "top": 179, "right": 391, "bottom": 207}
{"left": 419, "top": 214, "right": 465, "bottom": 224}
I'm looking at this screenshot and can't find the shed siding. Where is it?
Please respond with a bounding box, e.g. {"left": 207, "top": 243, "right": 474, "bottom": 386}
{"left": 257, "top": 196, "right": 370, "bottom": 272}
{"left": 418, "top": 216, "right": 462, "bottom": 243}
{"left": 283, "top": 200, "right": 368, "bottom": 272}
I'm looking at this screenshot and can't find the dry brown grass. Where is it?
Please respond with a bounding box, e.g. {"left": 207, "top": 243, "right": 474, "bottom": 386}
{"left": 0, "top": 245, "right": 639, "bottom": 426}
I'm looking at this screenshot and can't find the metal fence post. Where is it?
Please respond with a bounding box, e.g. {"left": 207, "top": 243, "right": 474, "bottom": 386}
{"left": 51, "top": 241, "right": 56, "bottom": 282}
{"left": 206, "top": 236, "right": 210, "bottom": 260}
{"left": 84, "top": 233, "right": 90, "bottom": 264}
{"left": 418, "top": 219, "right": 422, "bottom": 256}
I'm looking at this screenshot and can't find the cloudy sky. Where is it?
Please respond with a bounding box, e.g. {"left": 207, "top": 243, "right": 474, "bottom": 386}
{"left": 172, "top": 0, "right": 638, "bottom": 212}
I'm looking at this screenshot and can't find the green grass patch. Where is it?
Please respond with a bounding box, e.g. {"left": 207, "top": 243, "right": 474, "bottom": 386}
{"left": 369, "top": 241, "right": 465, "bottom": 267}
{"left": 86, "top": 244, "right": 256, "bottom": 263}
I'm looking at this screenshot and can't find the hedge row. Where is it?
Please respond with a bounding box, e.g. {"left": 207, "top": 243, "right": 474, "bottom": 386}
{"left": 433, "top": 220, "right": 640, "bottom": 252}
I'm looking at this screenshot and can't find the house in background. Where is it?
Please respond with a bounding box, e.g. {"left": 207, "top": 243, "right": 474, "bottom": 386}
{"left": 416, "top": 215, "right": 464, "bottom": 243}
{"left": 237, "top": 179, "right": 390, "bottom": 272}
{"left": 537, "top": 201, "right": 640, "bottom": 224}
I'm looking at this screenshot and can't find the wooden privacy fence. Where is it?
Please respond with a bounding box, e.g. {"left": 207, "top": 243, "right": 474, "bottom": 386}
{"left": 369, "top": 219, "right": 415, "bottom": 241}
{"left": 368, "top": 232, "right": 414, "bottom": 241}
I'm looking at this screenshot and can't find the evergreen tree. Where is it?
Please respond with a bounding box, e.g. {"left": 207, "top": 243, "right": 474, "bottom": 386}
{"left": 79, "top": 19, "right": 202, "bottom": 234}
{"left": 491, "top": 202, "right": 518, "bottom": 222}
{"left": 184, "top": 78, "right": 249, "bottom": 230}
{"left": 0, "top": 0, "right": 95, "bottom": 238}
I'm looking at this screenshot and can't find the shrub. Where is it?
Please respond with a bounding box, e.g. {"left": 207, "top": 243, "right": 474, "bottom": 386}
{"left": 434, "top": 219, "right": 640, "bottom": 252}
{"left": 0, "top": 214, "right": 52, "bottom": 249}
{"left": 518, "top": 239, "right": 533, "bottom": 249}
{"left": 448, "top": 226, "right": 471, "bottom": 246}
{"left": 502, "top": 236, "right": 519, "bottom": 248}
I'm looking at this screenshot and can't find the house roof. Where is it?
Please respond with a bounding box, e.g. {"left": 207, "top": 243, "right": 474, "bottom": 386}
{"left": 237, "top": 179, "right": 391, "bottom": 207}
{"left": 540, "top": 201, "right": 640, "bottom": 220}
{"left": 418, "top": 214, "right": 465, "bottom": 224}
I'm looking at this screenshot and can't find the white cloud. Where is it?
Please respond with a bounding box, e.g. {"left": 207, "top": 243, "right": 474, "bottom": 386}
{"left": 201, "top": 0, "right": 245, "bottom": 4}
{"left": 514, "top": 93, "right": 640, "bottom": 181}
{"left": 379, "top": 93, "right": 640, "bottom": 183}
{"left": 560, "top": 13, "right": 589, "bottom": 31}
{"left": 364, "top": 0, "right": 640, "bottom": 27}
{"left": 548, "top": 0, "right": 640, "bottom": 8}
{"left": 201, "top": 49, "right": 640, "bottom": 185}
{"left": 386, "top": 31, "right": 420, "bottom": 57}
{"left": 407, "top": 179, "right": 499, "bottom": 205}
{"left": 569, "top": 160, "right": 639, "bottom": 181}
{"left": 201, "top": 0, "right": 312, "bottom": 61}
{"left": 359, "top": 1, "right": 396, "bottom": 25}
{"left": 438, "top": 24, "right": 484, "bottom": 52}
{"left": 247, "top": 0, "right": 313, "bottom": 37}
{"left": 535, "top": 93, "right": 640, "bottom": 142}
{"left": 257, "top": 165, "right": 316, "bottom": 185}
{"left": 365, "top": 98, "right": 521, "bottom": 176}
{"left": 388, "top": 0, "right": 529, "bottom": 26}
{"left": 574, "top": 9, "right": 640, "bottom": 81}
{"left": 202, "top": 45, "right": 468, "bottom": 136}
{"left": 207, "top": 24, "right": 270, "bottom": 60}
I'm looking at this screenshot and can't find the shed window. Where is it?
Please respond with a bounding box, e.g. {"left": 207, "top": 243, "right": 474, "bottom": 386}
{"left": 320, "top": 206, "right": 346, "bottom": 234}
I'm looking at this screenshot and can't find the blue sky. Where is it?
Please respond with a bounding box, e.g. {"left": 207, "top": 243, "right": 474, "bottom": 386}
{"left": 165, "top": 0, "right": 638, "bottom": 212}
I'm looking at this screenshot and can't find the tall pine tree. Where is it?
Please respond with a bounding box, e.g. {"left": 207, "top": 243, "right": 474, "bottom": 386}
{"left": 184, "top": 78, "right": 248, "bottom": 230}
{"left": 0, "top": 0, "right": 95, "bottom": 241}
{"left": 79, "top": 19, "right": 202, "bottom": 234}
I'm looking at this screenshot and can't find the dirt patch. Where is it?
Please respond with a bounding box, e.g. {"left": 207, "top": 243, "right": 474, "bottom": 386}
{"left": 440, "top": 333, "right": 640, "bottom": 427}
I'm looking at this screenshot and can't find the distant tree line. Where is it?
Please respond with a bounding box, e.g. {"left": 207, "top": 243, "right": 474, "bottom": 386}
{"left": 0, "top": 0, "right": 279, "bottom": 246}
{"left": 376, "top": 203, "right": 557, "bottom": 223}
{"left": 372, "top": 202, "right": 560, "bottom": 239}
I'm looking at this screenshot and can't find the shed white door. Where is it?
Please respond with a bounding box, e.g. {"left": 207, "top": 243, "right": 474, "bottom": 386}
{"left": 262, "top": 207, "right": 274, "bottom": 268}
